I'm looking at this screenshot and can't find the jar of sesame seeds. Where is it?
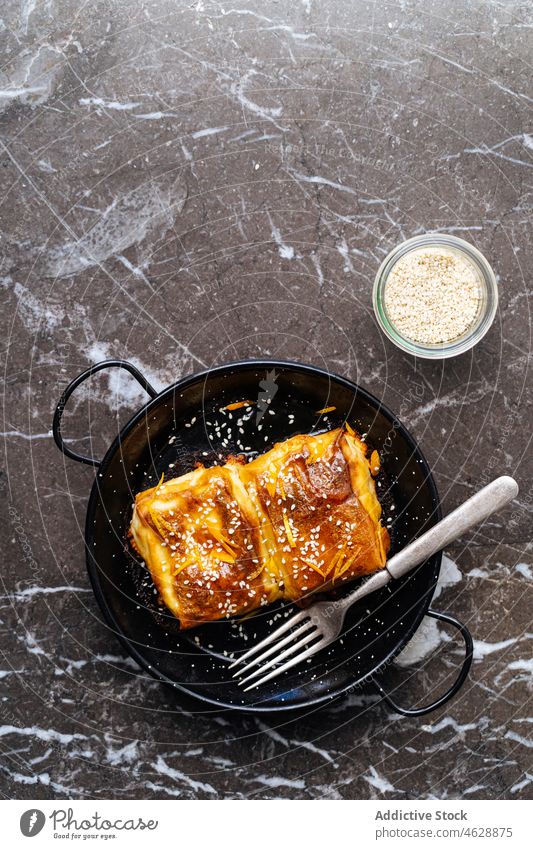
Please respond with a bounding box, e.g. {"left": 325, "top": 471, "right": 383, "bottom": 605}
{"left": 373, "top": 234, "right": 498, "bottom": 359}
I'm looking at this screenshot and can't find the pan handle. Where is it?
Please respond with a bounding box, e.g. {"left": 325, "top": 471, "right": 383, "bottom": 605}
{"left": 370, "top": 609, "right": 473, "bottom": 717}
{"left": 52, "top": 359, "right": 158, "bottom": 468}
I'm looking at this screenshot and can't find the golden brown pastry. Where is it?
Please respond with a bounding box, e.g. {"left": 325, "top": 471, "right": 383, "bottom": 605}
{"left": 129, "top": 427, "right": 390, "bottom": 629}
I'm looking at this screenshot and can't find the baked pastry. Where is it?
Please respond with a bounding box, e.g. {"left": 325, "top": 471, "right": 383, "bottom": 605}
{"left": 129, "top": 427, "right": 390, "bottom": 628}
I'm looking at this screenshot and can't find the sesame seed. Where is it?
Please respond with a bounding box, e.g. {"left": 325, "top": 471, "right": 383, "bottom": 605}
{"left": 384, "top": 247, "right": 481, "bottom": 344}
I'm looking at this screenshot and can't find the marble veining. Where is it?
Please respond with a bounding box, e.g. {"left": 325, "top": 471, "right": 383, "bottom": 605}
{"left": 0, "top": 0, "right": 531, "bottom": 800}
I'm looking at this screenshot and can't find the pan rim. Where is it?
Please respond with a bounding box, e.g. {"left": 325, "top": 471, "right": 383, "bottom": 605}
{"left": 85, "top": 358, "right": 442, "bottom": 713}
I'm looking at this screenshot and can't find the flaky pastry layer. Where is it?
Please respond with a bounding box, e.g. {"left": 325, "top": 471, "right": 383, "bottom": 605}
{"left": 130, "top": 427, "right": 390, "bottom": 628}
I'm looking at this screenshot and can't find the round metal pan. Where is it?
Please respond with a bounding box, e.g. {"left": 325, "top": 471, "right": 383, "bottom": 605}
{"left": 53, "top": 359, "right": 472, "bottom": 714}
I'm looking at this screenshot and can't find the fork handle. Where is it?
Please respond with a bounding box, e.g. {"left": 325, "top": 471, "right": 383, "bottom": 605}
{"left": 336, "top": 475, "right": 518, "bottom": 611}
{"left": 385, "top": 476, "right": 518, "bottom": 579}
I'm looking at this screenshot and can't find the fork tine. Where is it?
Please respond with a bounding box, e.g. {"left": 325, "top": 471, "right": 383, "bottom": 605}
{"left": 243, "top": 637, "right": 328, "bottom": 691}
{"left": 233, "top": 620, "right": 315, "bottom": 679}
{"left": 239, "top": 627, "right": 321, "bottom": 686}
{"left": 227, "top": 609, "right": 309, "bottom": 669}
{"left": 233, "top": 619, "right": 314, "bottom": 683}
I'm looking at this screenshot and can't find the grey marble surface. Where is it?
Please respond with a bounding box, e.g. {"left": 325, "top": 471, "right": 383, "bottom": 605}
{"left": 1, "top": 0, "right": 532, "bottom": 800}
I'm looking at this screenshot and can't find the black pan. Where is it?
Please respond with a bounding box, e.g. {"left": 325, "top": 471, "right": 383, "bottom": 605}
{"left": 53, "top": 359, "right": 472, "bottom": 714}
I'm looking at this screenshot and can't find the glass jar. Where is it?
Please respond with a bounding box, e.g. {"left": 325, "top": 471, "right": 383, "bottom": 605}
{"left": 372, "top": 234, "right": 498, "bottom": 359}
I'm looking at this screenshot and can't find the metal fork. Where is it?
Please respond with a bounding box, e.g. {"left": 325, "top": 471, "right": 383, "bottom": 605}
{"left": 230, "top": 476, "right": 518, "bottom": 691}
